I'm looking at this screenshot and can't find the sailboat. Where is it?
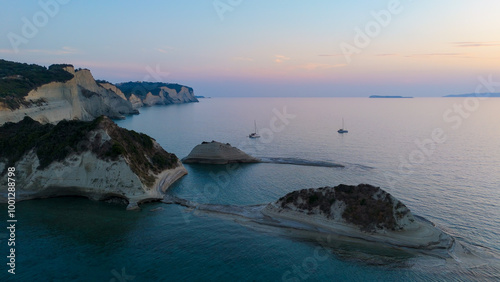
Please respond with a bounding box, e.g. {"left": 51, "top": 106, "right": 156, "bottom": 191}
{"left": 249, "top": 120, "right": 261, "bottom": 138}
{"left": 337, "top": 118, "right": 348, "bottom": 134}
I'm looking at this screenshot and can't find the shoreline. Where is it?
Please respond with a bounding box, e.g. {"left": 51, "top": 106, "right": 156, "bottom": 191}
{"left": 162, "top": 194, "right": 455, "bottom": 256}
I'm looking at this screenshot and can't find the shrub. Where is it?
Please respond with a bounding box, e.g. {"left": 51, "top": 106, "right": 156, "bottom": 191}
{"left": 308, "top": 194, "right": 319, "bottom": 205}
{"left": 0, "top": 116, "right": 180, "bottom": 186}
{"left": 276, "top": 184, "right": 405, "bottom": 232}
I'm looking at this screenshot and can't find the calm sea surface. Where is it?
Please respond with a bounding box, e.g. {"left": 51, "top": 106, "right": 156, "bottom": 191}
{"left": 2, "top": 98, "right": 499, "bottom": 281}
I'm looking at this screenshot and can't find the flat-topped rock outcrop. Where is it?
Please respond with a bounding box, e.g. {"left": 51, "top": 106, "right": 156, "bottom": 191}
{"left": 182, "top": 141, "right": 260, "bottom": 164}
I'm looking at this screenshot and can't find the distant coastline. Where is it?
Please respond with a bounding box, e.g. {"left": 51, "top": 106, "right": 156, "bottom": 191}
{"left": 369, "top": 95, "right": 413, "bottom": 98}
{"left": 443, "top": 93, "right": 500, "bottom": 98}
{"left": 0, "top": 59, "right": 198, "bottom": 125}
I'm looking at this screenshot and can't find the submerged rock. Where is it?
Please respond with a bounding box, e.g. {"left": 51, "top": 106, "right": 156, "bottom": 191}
{"left": 0, "top": 116, "right": 187, "bottom": 208}
{"left": 182, "top": 141, "right": 260, "bottom": 164}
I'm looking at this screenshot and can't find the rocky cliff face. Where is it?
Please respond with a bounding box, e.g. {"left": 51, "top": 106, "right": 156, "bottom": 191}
{"left": 0, "top": 116, "right": 187, "bottom": 209}
{"left": 116, "top": 81, "right": 198, "bottom": 109}
{"left": 98, "top": 82, "right": 128, "bottom": 100}
{"left": 0, "top": 65, "right": 138, "bottom": 125}
{"left": 128, "top": 93, "right": 144, "bottom": 109}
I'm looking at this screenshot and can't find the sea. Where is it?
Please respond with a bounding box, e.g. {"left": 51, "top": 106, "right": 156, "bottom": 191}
{"left": 2, "top": 97, "right": 499, "bottom": 281}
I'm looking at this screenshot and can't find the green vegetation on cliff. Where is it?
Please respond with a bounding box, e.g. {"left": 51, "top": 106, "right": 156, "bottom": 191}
{"left": 277, "top": 184, "right": 410, "bottom": 232}
{"left": 0, "top": 59, "right": 74, "bottom": 109}
{"left": 0, "top": 116, "right": 178, "bottom": 185}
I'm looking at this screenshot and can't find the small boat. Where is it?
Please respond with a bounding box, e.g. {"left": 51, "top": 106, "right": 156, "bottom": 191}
{"left": 249, "top": 120, "right": 261, "bottom": 138}
{"left": 338, "top": 118, "right": 348, "bottom": 134}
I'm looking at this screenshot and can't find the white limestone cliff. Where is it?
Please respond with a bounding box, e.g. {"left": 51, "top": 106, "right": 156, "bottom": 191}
{"left": 115, "top": 82, "right": 198, "bottom": 108}
{"left": 0, "top": 116, "right": 187, "bottom": 209}
{"left": 99, "top": 82, "right": 128, "bottom": 100}
{"left": 140, "top": 86, "right": 198, "bottom": 106}
{"left": 0, "top": 66, "right": 138, "bottom": 125}
{"left": 128, "top": 94, "right": 144, "bottom": 109}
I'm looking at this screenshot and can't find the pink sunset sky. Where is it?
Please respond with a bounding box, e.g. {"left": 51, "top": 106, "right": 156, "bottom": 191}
{"left": 1, "top": 0, "right": 500, "bottom": 97}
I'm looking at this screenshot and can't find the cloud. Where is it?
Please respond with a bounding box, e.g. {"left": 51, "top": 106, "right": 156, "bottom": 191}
{"left": 60, "top": 46, "right": 79, "bottom": 54}
{"left": 30, "top": 46, "right": 79, "bottom": 55}
{"left": 156, "top": 46, "right": 174, "bottom": 54}
{"left": 0, "top": 46, "right": 79, "bottom": 55}
{"left": 299, "top": 63, "right": 347, "bottom": 71}
{"left": 317, "top": 54, "right": 343, "bottom": 57}
{"left": 405, "top": 53, "right": 472, "bottom": 58}
{"left": 69, "top": 60, "right": 147, "bottom": 73}
{"left": 275, "top": 55, "right": 290, "bottom": 63}
{"left": 233, "top": 56, "right": 254, "bottom": 62}
{"left": 375, "top": 53, "right": 399, "bottom": 57}
{"left": 452, "top": 41, "right": 500, "bottom": 47}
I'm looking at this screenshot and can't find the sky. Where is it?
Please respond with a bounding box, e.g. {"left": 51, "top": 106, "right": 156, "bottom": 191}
{"left": 1, "top": 0, "right": 500, "bottom": 97}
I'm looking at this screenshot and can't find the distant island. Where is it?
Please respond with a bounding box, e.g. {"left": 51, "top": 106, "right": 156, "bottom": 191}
{"left": 444, "top": 93, "right": 500, "bottom": 98}
{"left": 369, "top": 95, "right": 413, "bottom": 98}
{"left": 195, "top": 95, "right": 210, "bottom": 98}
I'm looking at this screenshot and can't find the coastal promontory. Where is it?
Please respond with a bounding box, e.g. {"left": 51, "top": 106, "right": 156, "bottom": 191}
{"left": 0, "top": 59, "right": 199, "bottom": 125}
{"left": 0, "top": 116, "right": 187, "bottom": 209}
{"left": 0, "top": 59, "right": 138, "bottom": 125}
{"left": 115, "top": 81, "right": 198, "bottom": 108}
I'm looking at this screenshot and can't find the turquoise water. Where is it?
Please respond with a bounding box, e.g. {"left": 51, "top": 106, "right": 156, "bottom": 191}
{"left": 2, "top": 98, "right": 500, "bottom": 281}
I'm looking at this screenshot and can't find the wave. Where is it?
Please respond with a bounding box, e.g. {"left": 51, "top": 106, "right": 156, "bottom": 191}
{"left": 163, "top": 194, "right": 266, "bottom": 219}
{"left": 258, "top": 157, "right": 345, "bottom": 168}
{"left": 162, "top": 194, "right": 500, "bottom": 275}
